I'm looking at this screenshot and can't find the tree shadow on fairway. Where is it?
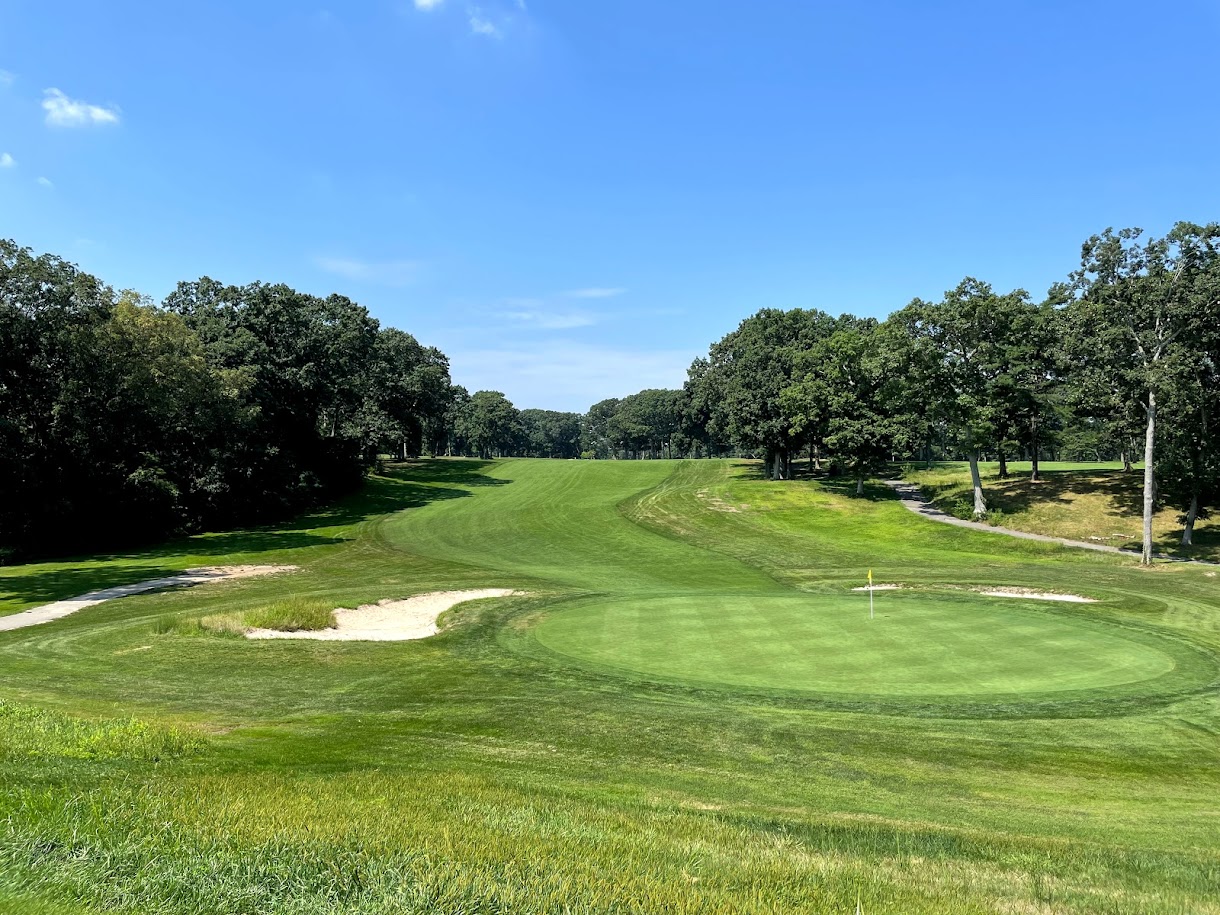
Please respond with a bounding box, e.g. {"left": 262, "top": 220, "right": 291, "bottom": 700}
{"left": 974, "top": 470, "right": 1145, "bottom": 520}
{"left": 0, "top": 460, "right": 514, "bottom": 612}
{"left": 737, "top": 460, "right": 895, "bottom": 501}
{"left": 0, "top": 564, "right": 193, "bottom": 613}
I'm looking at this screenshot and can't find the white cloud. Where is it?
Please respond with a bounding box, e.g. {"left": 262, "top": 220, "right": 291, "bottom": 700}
{"left": 503, "top": 308, "right": 598, "bottom": 330}
{"left": 42, "top": 88, "right": 120, "bottom": 127}
{"left": 37, "top": 176, "right": 53, "bottom": 188}
{"left": 315, "top": 255, "right": 421, "bottom": 287}
{"left": 414, "top": 0, "right": 444, "bottom": 8}
{"left": 0, "top": 70, "right": 14, "bottom": 88}
{"left": 446, "top": 341, "right": 695, "bottom": 411}
{"left": 0, "top": 153, "right": 14, "bottom": 168}
{"left": 468, "top": 8, "right": 501, "bottom": 36}
{"left": 565, "top": 287, "right": 626, "bottom": 299}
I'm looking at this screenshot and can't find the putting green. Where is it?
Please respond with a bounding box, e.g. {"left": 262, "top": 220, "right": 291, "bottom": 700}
{"left": 532, "top": 590, "right": 1180, "bottom": 697}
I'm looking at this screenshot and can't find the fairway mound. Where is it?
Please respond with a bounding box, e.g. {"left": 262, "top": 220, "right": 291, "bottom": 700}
{"left": 245, "top": 589, "right": 523, "bottom": 642}
{"left": 975, "top": 587, "right": 1095, "bottom": 603}
{"left": 0, "top": 565, "right": 297, "bottom": 632}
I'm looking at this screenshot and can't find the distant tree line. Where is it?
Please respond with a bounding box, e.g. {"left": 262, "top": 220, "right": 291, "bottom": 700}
{"left": 584, "top": 222, "right": 1220, "bottom": 565}
{"left": 3, "top": 222, "right": 1217, "bottom": 565}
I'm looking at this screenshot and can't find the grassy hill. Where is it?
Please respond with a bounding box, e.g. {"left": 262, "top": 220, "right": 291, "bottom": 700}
{"left": 904, "top": 461, "right": 1220, "bottom": 562}
{"left": 1, "top": 459, "right": 1218, "bottom": 914}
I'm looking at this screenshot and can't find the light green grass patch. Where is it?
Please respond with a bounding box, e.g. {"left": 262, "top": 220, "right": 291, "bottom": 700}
{"left": 531, "top": 590, "right": 1181, "bottom": 698}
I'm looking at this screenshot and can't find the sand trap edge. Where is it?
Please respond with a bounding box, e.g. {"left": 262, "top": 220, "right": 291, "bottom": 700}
{"left": 246, "top": 588, "right": 526, "bottom": 642}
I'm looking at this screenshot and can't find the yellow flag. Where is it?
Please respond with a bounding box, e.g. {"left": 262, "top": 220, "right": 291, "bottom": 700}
{"left": 868, "top": 569, "right": 873, "bottom": 585}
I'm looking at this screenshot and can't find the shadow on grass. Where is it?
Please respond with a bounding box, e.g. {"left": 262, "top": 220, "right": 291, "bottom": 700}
{"left": 734, "top": 460, "right": 895, "bottom": 501}
{"left": 0, "top": 460, "right": 512, "bottom": 609}
{"left": 0, "top": 564, "right": 190, "bottom": 612}
{"left": 978, "top": 470, "right": 1146, "bottom": 520}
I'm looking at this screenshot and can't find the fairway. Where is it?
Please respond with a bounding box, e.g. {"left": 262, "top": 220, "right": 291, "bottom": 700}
{"left": 3, "top": 458, "right": 1220, "bottom": 914}
{"left": 532, "top": 591, "right": 1179, "bottom": 697}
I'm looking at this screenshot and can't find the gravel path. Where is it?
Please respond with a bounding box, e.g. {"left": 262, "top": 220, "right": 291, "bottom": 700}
{"left": 882, "top": 480, "right": 1200, "bottom": 562}
{"left": 0, "top": 565, "right": 296, "bottom": 633}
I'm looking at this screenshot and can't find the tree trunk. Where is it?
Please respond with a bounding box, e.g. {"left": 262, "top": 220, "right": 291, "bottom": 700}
{"left": 997, "top": 443, "right": 1008, "bottom": 480}
{"left": 968, "top": 451, "right": 987, "bottom": 517}
{"left": 856, "top": 475, "right": 864, "bottom": 496}
{"left": 1182, "top": 492, "right": 1199, "bottom": 546}
{"left": 1030, "top": 419, "right": 1040, "bottom": 482}
{"left": 1141, "top": 393, "right": 1157, "bottom": 565}
{"left": 813, "top": 443, "right": 822, "bottom": 472}
{"left": 1122, "top": 450, "right": 1132, "bottom": 473}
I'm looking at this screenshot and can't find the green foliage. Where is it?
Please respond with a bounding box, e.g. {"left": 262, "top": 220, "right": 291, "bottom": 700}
{"left": 0, "top": 242, "right": 455, "bottom": 561}
{"left": 689, "top": 308, "right": 841, "bottom": 478}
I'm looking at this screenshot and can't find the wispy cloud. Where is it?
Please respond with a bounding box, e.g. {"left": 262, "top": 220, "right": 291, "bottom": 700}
{"left": 315, "top": 255, "right": 421, "bottom": 287}
{"left": 37, "top": 176, "right": 53, "bottom": 188}
{"left": 413, "top": 0, "right": 444, "bottom": 8}
{"left": 42, "top": 88, "right": 120, "bottom": 127}
{"left": 446, "top": 341, "right": 695, "bottom": 411}
{"left": 0, "top": 70, "right": 14, "bottom": 89}
{"left": 468, "top": 8, "right": 501, "bottom": 36}
{"left": 0, "top": 153, "right": 14, "bottom": 168}
{"left": 565, "top": 287, "right": 626, "bottom": 299}
{"left": 502, "top": 307, "right": 598, "bottom": 330}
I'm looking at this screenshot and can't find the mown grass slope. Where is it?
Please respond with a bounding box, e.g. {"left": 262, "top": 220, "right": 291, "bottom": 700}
{"left": 1, "top": 458, "right": 1218, "bottom": 914}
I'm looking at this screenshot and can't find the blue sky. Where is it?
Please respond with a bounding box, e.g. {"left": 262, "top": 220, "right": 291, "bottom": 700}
{"left": 2, "top": 1, "right": 1219, "bottom": 411}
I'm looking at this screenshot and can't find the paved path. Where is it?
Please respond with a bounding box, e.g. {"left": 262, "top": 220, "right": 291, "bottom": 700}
{"left": 0, "top": 565, "right": 296, "bottom": 633}
{"left": 883, "top": 480, "right": 1209, "bottom": 563}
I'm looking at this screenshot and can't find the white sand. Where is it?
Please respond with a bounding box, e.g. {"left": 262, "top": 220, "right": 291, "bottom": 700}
{"left": 245, "top": 589, "right": 523, "bottom": 642}
{"left": 0, "top": 565, "right": 297, "bottom": 633}
{"left": 841, "top": 583, "right": 1094, "bottom": 602}
{"left": 975, "top": 587, "right": 1095, "bottom": 603}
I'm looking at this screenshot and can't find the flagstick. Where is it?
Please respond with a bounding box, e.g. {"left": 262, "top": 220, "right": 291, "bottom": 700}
{"left": 869, "top": 585, "right": 874, "bottom": 620}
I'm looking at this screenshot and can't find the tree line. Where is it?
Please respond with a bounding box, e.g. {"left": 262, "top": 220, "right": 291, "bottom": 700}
{"left": 4, "top": 222, "right": 1218, "bottom": 564}
{"left": 1, "top": 243, "right": 453, "bottom": 559}
{"left": 580, "top": 222, "right": 1220, "bottom": 565}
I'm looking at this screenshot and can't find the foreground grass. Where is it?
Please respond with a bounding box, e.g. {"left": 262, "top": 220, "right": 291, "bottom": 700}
{"left": 904, "top": 460, "right": 1220, "bottom": 562}
{"left": 1, "top": 458, "right": 1218, "bottom": 914}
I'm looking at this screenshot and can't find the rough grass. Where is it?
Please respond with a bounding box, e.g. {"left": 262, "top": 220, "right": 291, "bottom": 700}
{"left": 904, "top": 460, "right": 1220, "bottom": 562}
{"left": 0, "top": 699, "right": 202, "bottom": 762}
{"left": 1, "top": 458, "right": 1218, "bottom": 914}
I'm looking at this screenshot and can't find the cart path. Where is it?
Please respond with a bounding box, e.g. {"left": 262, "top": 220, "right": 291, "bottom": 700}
{"left": 0, "top": 565, "right": 297, "bottom": 632}
{"left": 883, "top": 480, "right": 1213, "bottom": 564}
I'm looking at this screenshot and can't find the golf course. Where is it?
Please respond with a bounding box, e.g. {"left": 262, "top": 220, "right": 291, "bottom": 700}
{"left": 2, "top": 458, "right": 1217, "bottom": 914}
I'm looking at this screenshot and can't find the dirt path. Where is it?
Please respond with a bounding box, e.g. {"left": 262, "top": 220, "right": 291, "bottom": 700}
{"left": 0, "top": 565, "right": 296, "bottom": 633}
{"left": 883, "top": 480, "right": 1212, "bottom": 564}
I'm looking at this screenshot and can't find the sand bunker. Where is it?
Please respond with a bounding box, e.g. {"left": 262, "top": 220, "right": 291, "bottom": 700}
{"left": 0, "top": 565, "right": 297, "bottom": 633}
{"left": 975, "top": 587, "right": 1095, "bottom": 603}
{"left": 841, "top": 583, "right": 1094, "bottom": 602}
{"left": 245, "top": 589, "right": 524, "bottom": 642}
